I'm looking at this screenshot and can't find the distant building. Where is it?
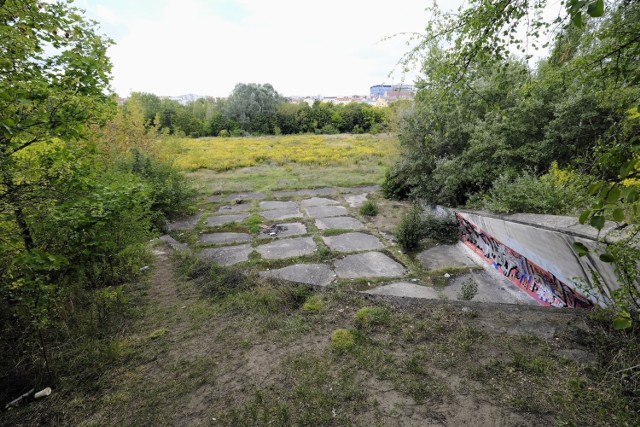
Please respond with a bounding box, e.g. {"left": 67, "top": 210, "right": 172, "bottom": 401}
{"left": 373, "top": 98, "right": 389, "bottom": 108}
{"left": 391, "top": 84, "right": 415, "bottom": 93}
{"left": 370, "top": 84, "right": 392, "bottom": 98}
{"left": 384, "top": 90, "right": 414, "bottom": 102}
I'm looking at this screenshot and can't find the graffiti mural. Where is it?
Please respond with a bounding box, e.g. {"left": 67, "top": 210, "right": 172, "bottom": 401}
{"left": 456, "top": 214, "right": 594, "bottom": 308}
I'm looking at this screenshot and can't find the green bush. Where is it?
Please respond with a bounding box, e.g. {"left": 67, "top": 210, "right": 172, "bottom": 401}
{"left": 359, "top": 200, "right": 379, "bottom": 216}
{"left": 330, "top": 329, "right": 356, "bottom": 353}
{"left": 382, "top": 166, "right": 414, "bottom": 200}
{"left": 396, "top": 204, "right": 425, "bottom": 251}
{"left": 354, "top": 306, "right": 390, "bottom": 329}
{"left": 303, "top": 294, "right": 324, "bottom": 312}
{"left": 422, "top": 211, "right": 460, "bottom": 244}
{"left": 457, "top": 278, "right": 478, "bottom": 301}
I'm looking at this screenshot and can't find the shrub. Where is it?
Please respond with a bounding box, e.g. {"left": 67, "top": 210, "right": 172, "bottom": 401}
{"left": 354, "top": 306, "right": 390, "bottom": 329}
{"left": 218, "top": 129, "right": 230, "bottom": 137}
{"left": 382, "top": 166, "right": 414, "bottom": 200}
{"left": 303, "top": 294, "right": 324, "bottom": 312}
{"left": 457, "top": 278, "right": 478, "bottom": 301}
{"left": 330, "top": 329, "right": 356, "bottom": 353}
{"left": 422, "top": 211, "right": 460, "bottom": 244}
{"left": 396, "top": 204, "right": 425, "bottom": 251}
{"left": 359, "top": 200, "right": 378, "bottom": 216}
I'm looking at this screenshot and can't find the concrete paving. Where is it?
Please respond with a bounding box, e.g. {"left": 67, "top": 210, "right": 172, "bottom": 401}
{"left": 159, "top": 235, "right": 189, "bottom": 251}
{"left": 341, "top": 185, "right": 380, "bottom": 194}
{"left": 334, "top": 252, "right": 406, "bottom": 279}
{"left": 259, "top": 263, "right": 336, "bottom": 287}
{"left": 199, "top": 232, "right": 252, "bottom": 245}
{"left": 363, "top": 282, "right": 439, "bottom": 299}
{"left": 168, "top": 214, "right": 201, "bottom": 231}
{"left": 259, "top": 201, "right": 298, "bottom": 211}
{"left": 300, "top": 197, "right": 341, "bottom": 207}
{"left": 206, "top": 213, "right": 250, "bottom": 227}
{"left": 217, "top": 204, "right": 252, "bottom": 214}
{"left": 226, "top": 192, "right": 265, "bottom": 201}
{"left": 305, "top": 205, "right": 349, "bottom": 218}
{"left": 260, "top": 207, "right": 303, "bottom": 220}
{"left": 322, "top": 232, "right": 384, "bottom": 253}
{"left": 258, "top": 222, "right": 307, "bottom": 238}
{"left": 256, "top": 236, "right": 317, "bottom": 259}
{"left": 344, "top": 193, "right": 368, "bottom": 208}
{"left": 272, "top": 188, "right": 337, "bottom": 198}
{"left": 416, "top": 243, "right": 478, "bottom": 271}
{"left": 208, "top": 195, "right": 223, "bottom": 203}
{"left": 315, "top": 216, "right": 364, "bottom": 231}
{"left": 200, "top": 244, "right": 253, "bottom": 266}
{"left": 438, "top": 271, "right": 538, "bottom": 305}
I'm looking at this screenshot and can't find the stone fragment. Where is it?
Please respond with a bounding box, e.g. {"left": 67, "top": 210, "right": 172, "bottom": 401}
{"left": 217, "top": 204, "right": 252, "bottom": 214}
{"left": 259, "top": 264, "right": 336, "bottom": 287}
{"left": 226, "top": 192, "right": 265, "bottom": 201}
{"left": 344, "top": 193, "right": 368, "bottom": 208}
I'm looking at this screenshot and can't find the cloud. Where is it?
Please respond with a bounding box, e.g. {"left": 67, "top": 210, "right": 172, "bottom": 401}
{"left": 96, "top": 0, "right": 448, "bottom": 97}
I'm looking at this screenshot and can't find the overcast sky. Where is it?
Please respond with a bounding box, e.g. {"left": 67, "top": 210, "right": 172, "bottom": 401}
{"left": 75, "top": 0, "right": 466, "bottom": 98}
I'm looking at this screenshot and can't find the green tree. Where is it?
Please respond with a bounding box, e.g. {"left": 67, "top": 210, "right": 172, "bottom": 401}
{"left": 223, "top": 83, "right": 284, "bottom": 133}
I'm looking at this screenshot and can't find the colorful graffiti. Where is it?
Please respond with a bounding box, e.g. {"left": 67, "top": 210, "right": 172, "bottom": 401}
{"left": 456, "top": 214, "right": 594, "bottom": 308}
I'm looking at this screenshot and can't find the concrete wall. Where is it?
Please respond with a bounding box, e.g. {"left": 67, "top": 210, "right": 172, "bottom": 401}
{"left": 456, "top": 211, "right": 618, "bottom": 308}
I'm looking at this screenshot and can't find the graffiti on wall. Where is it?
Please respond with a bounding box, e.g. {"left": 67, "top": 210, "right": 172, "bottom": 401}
{"left": 456, "top": 214, "right": 594, "bottom": 308}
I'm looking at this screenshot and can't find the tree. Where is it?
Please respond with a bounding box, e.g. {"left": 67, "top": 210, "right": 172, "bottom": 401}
{"left": 223, "top": 83, "right": 284, "bottom": 133}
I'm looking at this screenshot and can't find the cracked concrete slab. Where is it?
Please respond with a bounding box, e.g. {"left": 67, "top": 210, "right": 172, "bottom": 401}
{"left": 305, "top": 205, "right": 349, "bottom": 218}
{"left": 207, "top": 195, "right": 223, "bottom": 203}
{"left": 300, "top": 197, "right": 340, "bottom": 207}
{"left": 168, "top": 214, "right": 201, "bottom": 231}
{"left": 315, "top": 216, "right": 364, "bottom": 231}
{"left": 199, "top": 232, "right": 251, "bottom": 245}
{"left": 159, "top": 235, "right": 189, "bottom": 251}
{"left": 273, "top": 188, "right": 337, "bottom": 198}
{"left": 344, "top": 193, "right": 368, "bottom": 208}
{"left": 226, "top": 192, "right": 265, "bottom": 201}
{"left": 259, "top": 201, "right": 298, "bottom": 211}
{"left": 217, "top": 204, "right": 252, "bottom": 214}
{"left": 256, "top": 236, "right": 317, "bottom": 259}
{"left": 322, "top": 232, "right": 383, "bottom": 253}
{"left": 200, "top": 244, "right": 252, "bottom": 266}
{"left": 258, "top": 222, "right": 307, "bottom": 238}
{"left": 259, "top": 264, "right": 336, "bottom": 287}
{"left": 260, "top": 207, "right": 303, "bottom": 220}
{"left": 334, "top": 252, "right": 406, "bottom": 278}
{"left": 341, "top": 185, "right": 380, "bottom": 194}
{"left": 439, "top": 271, "right": 538, "bottom": 305}
{"left": 206, "top": 213, "right": 249, "bottom": 227}
{"left": 363, "top": 282, "right": 439, "bottom": 299}
{"left": 416, "top": 243, "right": 478, "bottom": 271}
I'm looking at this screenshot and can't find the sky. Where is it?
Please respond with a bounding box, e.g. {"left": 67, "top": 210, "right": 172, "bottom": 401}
{"left": 74, "top": 0, "right": 463, "bottom": 98}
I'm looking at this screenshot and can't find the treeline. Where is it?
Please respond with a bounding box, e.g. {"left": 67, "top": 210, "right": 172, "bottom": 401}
{"left": 1, "top": 1, "right": 194, "bottom": 407}
{"left": 125, "top": 83, "right": 399, "bottom": 137}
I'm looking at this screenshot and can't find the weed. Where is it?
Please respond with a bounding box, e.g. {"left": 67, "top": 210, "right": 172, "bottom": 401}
{"left": 302, "top": 294, "right": 324, "bottom": 312}
{"left": 457, "top": 278, "right": 478, "bottom": 300}
{"left": 322, "top": 228, "right": 352, "bottom": 236}
{"left": 359, "top": 200, "right": 379, "bottom": 216}
{"left": 396, "top": 204, "right": 424, "bottom": 251}
{"left": 330, "top": 329, "right": 357, "bottom": 353}
{"left": 354, "top": 306, "right": 391, "bottom": 329}
{"left": 246, "top": 214, "right": 263, "bottom": 234}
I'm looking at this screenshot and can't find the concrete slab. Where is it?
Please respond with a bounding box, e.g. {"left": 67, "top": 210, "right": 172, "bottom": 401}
{"left": 208, "top": 195, "right": 223, "bottom": 203}
{"left": 200, "top": 244, "right": 252, "bottom": 266}
{"left": 258, "top": 222, "right": 307, "bottom": 238}
{"left": 206, "top": 213, "right": 249, "bottom": 227}
{"left": 439, "top": 271, "right": 538, "bottom": 305}
{"left": 416, "top": 243, "right": 478, "bottom": 271}
{"left": 259, "top": 201, "right": 298, "bottom": 211}
{"left": 344, "top": 193, "right": 368, "bottom": 208}
{"left": 260, "top": 207, "right": 303, "bottom": 220}
{"left": 168, "top": 214, "right": 201, "bottom": 231}
{"left": 363, "top": 282, "right": 439, "bottom": 299}
{"left": 217, "top": 204, "right": 252, "bottom": 214}
{"left": 315, "top": 216, "right": 364, "bottom": 231}
{"left": 341, "top": 185, "right": 380, "bottom": 194}
{"left": 300, "top": 197, "right": 340, "bottom": 207}
{"left": 226, "top": 192, "right": 265, "bottom": 201}
{"left": 159, "top": 235, "right": 189, "bottom": 251}
{"left": 272, "top": 188, "right": 337, "bottom": 198}
{"left": 199, "top": 232, "right": 251, "bottom": 245}
{"left": 334, "top": 252, "right": 406, "bottom": 279}
{"left": 305, "top": 205, "right": 349, "bottom": 218}
{"left": 256, "top": 237, "right": 317, "bottom": 259}
{"left": 259, "top": 264, "right": 336, "bottom": 287}
{"left": 322, "top": 232, "right": 384, "bottom": 253}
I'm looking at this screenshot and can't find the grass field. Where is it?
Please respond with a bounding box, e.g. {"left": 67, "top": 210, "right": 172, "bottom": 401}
{"left": 156, "top": 133, "right": 399, "bottom": 193}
